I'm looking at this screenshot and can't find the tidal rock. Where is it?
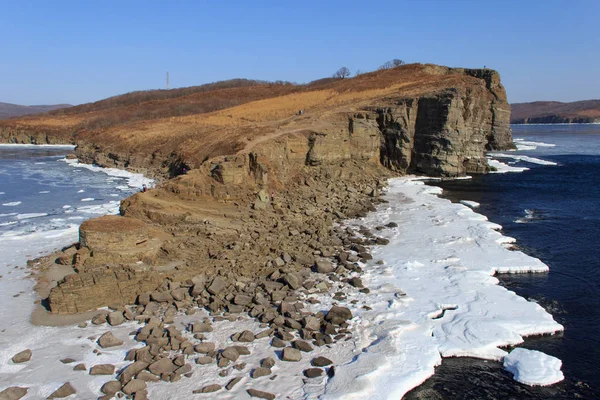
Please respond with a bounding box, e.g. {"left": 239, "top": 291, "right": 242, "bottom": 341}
{"left": 261, "top": 357, "right": 276, "bottom": 369}
{"left": 293, "top": 340, "right": 314, "bottom": 352}
{"left": 107, "top": 311, "right": 125, "bottom": 326}
{"left": 225, "top": 377, "right": 242, "bottom": 390}
{"left": 315, "top": 260, "right": 334, "bottom": 274}
{"left": 221, "top": 347, "right": 240, "bottom": 362}
{"left": 194, "top": 384, "right": 221, "bottom": 393}
{"left": 148, "top": 358, "right": 177, "bottom": 375}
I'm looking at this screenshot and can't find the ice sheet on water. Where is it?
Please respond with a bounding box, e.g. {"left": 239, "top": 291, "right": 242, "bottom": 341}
{"left": 321, "top": 178, "right": 563, "bottom": 400}
{"left": 460, "top": 200, "right": 480, "bottom": 208}
{"left": 503, "top": 348, "right": 564, "bottom": 386}
{"left": 489, "top": 153, "right": 558, "bottom": 166}
{"left": 2, "top": 201, "right": 22, "bottom": 206}
{"left": 513, "top": 139, "right": 556, "bottom": 151}
{"left": 80, "top": 197, "right": 95, "bottom": 202}
{"left": 61, "top": 158, "right": 154, "bottom": 189}
{"left": 487, "top": 159, "right": 529, "bottom": 173}
{"left": 16, "top": 213, "right": 48, "bottom": 220}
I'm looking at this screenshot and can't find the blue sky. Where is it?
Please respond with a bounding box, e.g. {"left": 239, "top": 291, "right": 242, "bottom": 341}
{"left": 1, "top": 0, "right": 598, "bottom": 105}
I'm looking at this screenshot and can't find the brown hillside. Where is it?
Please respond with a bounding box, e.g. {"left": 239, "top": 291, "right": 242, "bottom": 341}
{"left": 511, "top": 100, "right": 600, "bottom": 123}
{"left": 0, "top": 64, "right": 506, "bottom": 179}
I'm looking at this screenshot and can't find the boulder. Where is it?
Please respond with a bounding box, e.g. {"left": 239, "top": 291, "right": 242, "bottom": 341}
{"left": 225, "top": 377, "right": 242, "bottom": 390}
{"left": 237, "top": 330, "right": 255, "bottom": 343}
{"left": 89, "top": 364, "right": 115, "bottom": 375}
{"left": 194, "top": 342, "right": 215, "bottom": 353}
{"left": 107, "top": 311, "right": 125, "bottom": 326}
{"left": 11, "top": 349, "right": 32, "bottom": 364}
{"left": 207, "top": 277, "right": 227, "bottom": 295}
{"left": 0, "top": 387, "right": 28, "bottom": 400}
{"left": 195, "top": 384, "right": 221, "bottom": 393}
{"left": 281, "top": 347, "right": 302, "bottom": 362}
{"left": 148, "top": 358, "right": 177, "bottom": 375}
{"left": 100, "top": 381, "right": 122, "bottom": 396}
{"left": 304, "top": 368, "right": 324, "bottom": 378}
{"left": 315, "top": 260, "right": 334, "bottom": 274}
{"left": 221, "top": 347, "right": 240, "bottom": 362}
{"left": 97, "top": 332, "right": 123, "bottom": 348}
{"left": 118, "top": 361, "right": 149, "bottom": 384}
{"left": 251, "top": 367, "right": 271, "bottom": 378}
{"left": 311, "top": 356, "right": 333, "bottom": 367}
{"left": 325, "top": 306, "right": 353, "bottom": 324}
{"left": 47, "top": 382, "right": 76, "bottom": 399}
{"left": 247, "top": 389, "right": 276, "bottom": 400}
{"left": 122, "top": 379, "right": 147, "bottom": 395}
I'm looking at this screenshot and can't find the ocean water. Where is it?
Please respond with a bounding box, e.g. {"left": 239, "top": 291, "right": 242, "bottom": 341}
{"left": 407, "top": 124, "right": 600, "bottom": 399}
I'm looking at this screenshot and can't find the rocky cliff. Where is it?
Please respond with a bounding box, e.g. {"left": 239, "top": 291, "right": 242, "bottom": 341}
{"left": 511, "top": 100, "right": 600, "bottom": 124}
{"left": 0, "top": 64, "right": 514, "bottom": 313}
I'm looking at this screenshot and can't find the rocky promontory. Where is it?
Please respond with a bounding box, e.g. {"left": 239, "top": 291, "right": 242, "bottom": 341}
{"left": 1, "top": 63, "right": 514, "bottom": 398}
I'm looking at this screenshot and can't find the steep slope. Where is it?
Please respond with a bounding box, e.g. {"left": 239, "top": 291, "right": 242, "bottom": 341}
{"left": 511, "top": 100, "right": 600, "bottom": 124}
{"left": 0, "top": 102, "right": 71, "bottom": 119}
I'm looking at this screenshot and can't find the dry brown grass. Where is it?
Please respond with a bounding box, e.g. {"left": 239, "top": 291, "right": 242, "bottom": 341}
{"left": 1, "top": 63, "right": 487, "bottom": 166}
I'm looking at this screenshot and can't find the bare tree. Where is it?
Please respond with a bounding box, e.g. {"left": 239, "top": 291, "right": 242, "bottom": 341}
{"left": 392, "top": 59, "right": 405, "bottom": 67}
{"left": 334, "top": 67, "right": 351, "bottom": 79}
{"left": 378, "top": 61, "right": 394, "bottom": 70}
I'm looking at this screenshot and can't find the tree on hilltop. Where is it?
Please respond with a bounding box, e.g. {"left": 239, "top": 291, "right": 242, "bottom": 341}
{"left": 378, "top": 59, "right": 406, "bottom": 70}
{"left": 334, "top": 67, "right": 351, "bottom": 79}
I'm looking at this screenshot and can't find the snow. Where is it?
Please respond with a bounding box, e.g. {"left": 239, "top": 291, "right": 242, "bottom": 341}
{"left": 503, "top": 348, "right": 564, "bottom": 386}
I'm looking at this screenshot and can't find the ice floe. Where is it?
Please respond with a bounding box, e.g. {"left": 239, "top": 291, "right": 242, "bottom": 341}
{"left": 460, "top": 200, "right": 480, "bottom": 208}
{"left": 503, "top": 348, "right": 564, "bottom": 386}
{"left": 61, "top": 158, "right": 154, "bottom": 189}
{"left": 2, "top": 201, "right": 22, "bottom": 206}
{"left": 487, "top": 159, "right": 529, "bottom": 173}
{"left": 489, "top": 153, "right": 558, "bottom": 166}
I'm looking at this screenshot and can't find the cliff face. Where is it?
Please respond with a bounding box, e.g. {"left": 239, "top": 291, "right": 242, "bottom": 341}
{"left": 0, "top": 64, "right": 515, "bottom": 313}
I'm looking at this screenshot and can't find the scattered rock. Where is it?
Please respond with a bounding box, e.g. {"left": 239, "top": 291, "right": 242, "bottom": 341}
{"left": 315, "top": 260, "right": 334, "bottom": 274}
{"left": 0, "top": 387, "right": 28, "bottom": 400}
{"left": 281, "top": 347, "right": 302, "bottom": 362}
{"left": 194, "top": 384, "right": 221, "bottom": 394}
{"left": 11, "top": 349, "right": 32, "bottom": 363}
{"left": 100, "top": 381, "right": 121, "bottom": 396}
{"left": 107, "top": 311, "right": 125, "bottom": 326}
{"left": 237, "top": 330, "right": 255, "bottom": 342}
{"left": 47, "top": 382, "right": 76, "bottom": 399}
{"left": 251, "top": 367, "right": 271, "bottom": 378}
{"left": 122, "top": 379, "right": 147, "bottom": 395}
{"left": 194, "top": 342, "right": 215, "bottom": 353}
{"left": 293, "top": 340, "right": 314, "bottom": 352}
{"left": 311, "top": 356, "right": 333, "bottom": 367}
{"left": 59, "top": 358, "right": 75, "bottom": 364}
{"left": 261, "top": 357, "right": 276, "bottom": 369}
{"left": 325, "top": 306, "right": 352, "bottom": 324}
{"left": 73, "top": 363, "right": 86, "bottom": 371}
{"left": 148, "top": 358, "right": 177, "bottom": 375}
{"left": 247, "top": 388, "right": 276, "bottom": 400}
{"left": 207, "top": 277, "right": 227, "bottom": 295}
{"left": 221, "top": 347, "right": 240, "bottom": 362}
{"left": 89, "top": 364, "right": 115, "bottom": 375}
{"left": 225, "top": 377, "right": 242, "bottom": 390}
{"left": 196, "top": 356, "right": 213, "bottom": 365}
{"left": 304, "top": 368, "right": 324, "bottom": 378}
{"left": 97, "top": 332, "right": 123, "bottom": 348}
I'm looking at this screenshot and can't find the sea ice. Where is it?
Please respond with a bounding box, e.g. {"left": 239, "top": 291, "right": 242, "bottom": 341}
{"left": 489, "top": 153, "right": 558, "bottom": 166}
{"left": 503, "top": 348, "right": 564, "bottom": 386}
{"left": 80, "top": 197, "right": 95, "bottom": 202}
{"left": 2, "top": 201, "right": 22, "bottom": 206}
{"left": 460, "top": 200, "right": 480, "bottom": 208}
{"left": 487, "top": 159, "right": 529, "bottom": 173}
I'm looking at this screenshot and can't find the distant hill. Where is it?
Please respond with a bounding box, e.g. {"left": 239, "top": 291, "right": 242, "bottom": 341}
{"left": 0, "top": 102, "right": 72, "bottom": 120}
{"left": 511, "top": 100, "right": 600, "bottom": 124}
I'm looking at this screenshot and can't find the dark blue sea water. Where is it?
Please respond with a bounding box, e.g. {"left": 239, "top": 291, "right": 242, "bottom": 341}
{"left": 407, "top": 125, "right": 600, "bottom": 400}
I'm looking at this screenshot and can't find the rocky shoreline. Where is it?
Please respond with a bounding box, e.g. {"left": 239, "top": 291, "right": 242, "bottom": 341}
{"left": 5, "top": 161, "right": 403, "bottom": 399}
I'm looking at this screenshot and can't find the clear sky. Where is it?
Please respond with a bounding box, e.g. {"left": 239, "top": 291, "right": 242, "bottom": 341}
{"left": 1, "top": 0, "right": 598, "bottom": 105}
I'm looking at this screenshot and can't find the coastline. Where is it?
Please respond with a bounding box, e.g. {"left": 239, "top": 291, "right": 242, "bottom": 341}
{"left": 0, "top": 144, "right": 567, "bottom": 399}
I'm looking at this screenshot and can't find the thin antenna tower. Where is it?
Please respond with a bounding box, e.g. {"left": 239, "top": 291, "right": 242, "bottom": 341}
{"left": 166, "top": 72, "right": 170, "bottom": 90}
